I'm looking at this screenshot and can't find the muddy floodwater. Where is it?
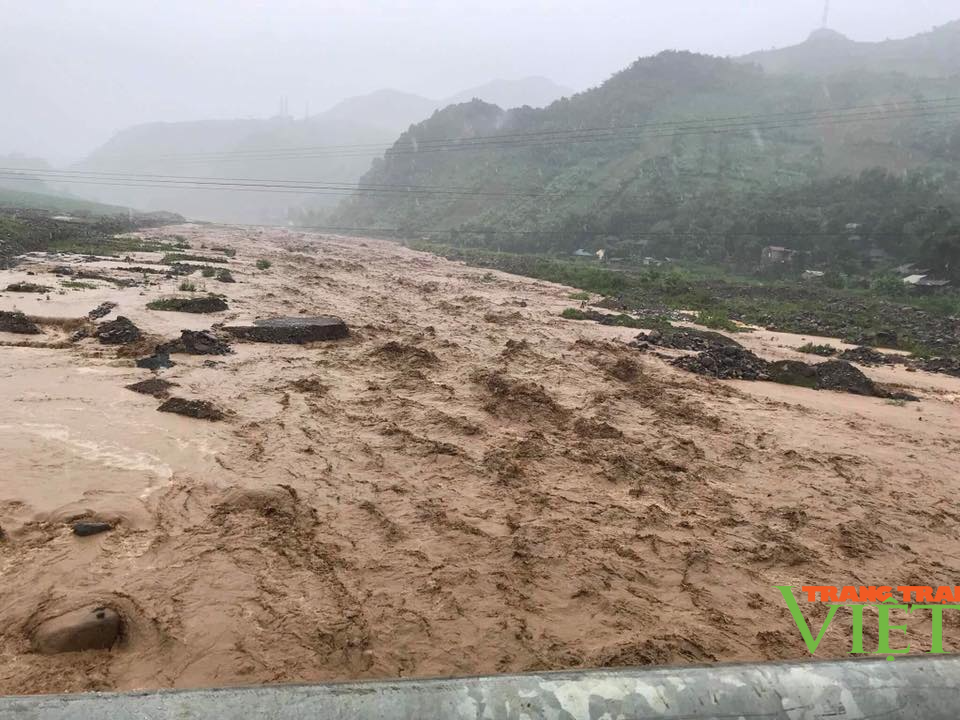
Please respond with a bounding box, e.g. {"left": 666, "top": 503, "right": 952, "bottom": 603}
{"left": 2, "top": 224, "right": 960, "bottom": 694}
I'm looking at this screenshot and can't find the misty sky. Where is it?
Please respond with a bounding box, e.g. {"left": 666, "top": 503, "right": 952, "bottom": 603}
{"left": 2, "top": 0, "right": 957, "bottom": 163}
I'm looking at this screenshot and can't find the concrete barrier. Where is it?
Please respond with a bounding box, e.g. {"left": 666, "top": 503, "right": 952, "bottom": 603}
{"left": 1, "top": 655, "right": 958, "bottom": 719}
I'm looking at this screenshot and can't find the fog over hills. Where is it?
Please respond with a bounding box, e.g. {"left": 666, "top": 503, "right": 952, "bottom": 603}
{"left": 65, "top": 78, "right": 572, "bottom": 223}
{"left": 740, "top": 20, "right": 960, "bottom": 77}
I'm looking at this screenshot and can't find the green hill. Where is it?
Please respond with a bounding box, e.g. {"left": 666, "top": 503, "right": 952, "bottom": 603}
{"left": 331, "top": 49, "right": 960, "bottom": 270}
{"left": 0, "top": 187, "right": 128, "bottom": 216}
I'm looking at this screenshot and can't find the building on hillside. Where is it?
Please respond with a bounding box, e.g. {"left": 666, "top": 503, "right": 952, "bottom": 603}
{"left": 903, "top": 274, "right": 951, "bottom": 292}
{"left": 761, "top": 245, "right": 800, "bottom": 265}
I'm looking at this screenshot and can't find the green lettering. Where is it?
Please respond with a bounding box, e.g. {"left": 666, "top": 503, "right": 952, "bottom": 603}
{"left": 912, "top": 605, "right": 960, "bottom": 654}
{"left": 776, "top": 586, "right": 839, "bottom": 655}
{"left": 848, "top": 604, "right": 865, "bottom": 654}
{"left": 875, "top": 597, "right": 911, "bottom": 659}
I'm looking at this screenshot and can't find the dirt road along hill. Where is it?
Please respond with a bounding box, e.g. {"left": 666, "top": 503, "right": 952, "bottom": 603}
{"left": 1, "top": 224, "right": 959, "bottom": 694}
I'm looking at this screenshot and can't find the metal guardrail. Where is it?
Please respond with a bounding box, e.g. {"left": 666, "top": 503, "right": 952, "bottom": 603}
{"left": 1, "top": 655, "right": 959, "bottom": 719}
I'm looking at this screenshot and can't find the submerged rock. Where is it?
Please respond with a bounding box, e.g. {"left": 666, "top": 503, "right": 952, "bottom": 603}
{"left": 125, "top": 378, "right": 177, "bottom": 398}
{"left": 0, "top": 310, "right": 41, "bottom": 335}
{"left": 136, "top": 352, "right": 175, "bottom": 371}
{"left": 148, "top": 295, "right": 229, "bottom": 313}
{"left": 224, "top": 316, "right": 348, "bottom": 344}
{"left": 158, "top": 329, "right": 232, "bottom": 355}
{"left": 72, "top": 521, "right": 113, "bottom": 537}
{"left": 158, "top": 397, "right": 225, "bottom": 421}
{"left": 94, "top": 316, "right": 142, "bottom": 345}
{"left": 5, "top": 282, "right": 50, "bottom": 293}
{"left": 814, "top": 360, "right": 879, "bottom": 396}
{"left": 32, "top": 606, "right": 121, "bottom": 654}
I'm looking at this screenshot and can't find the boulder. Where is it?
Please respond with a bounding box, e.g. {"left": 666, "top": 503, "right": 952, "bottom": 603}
{"left": 32, "top": 606, "right": 121, "bottom": 654}
{"left": 224, "top": 316, "right": 348, "bottom": 344}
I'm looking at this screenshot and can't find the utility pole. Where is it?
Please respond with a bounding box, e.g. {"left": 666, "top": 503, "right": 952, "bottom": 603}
{"left": 821, "top": 0, "right": 830, "bottom": 29}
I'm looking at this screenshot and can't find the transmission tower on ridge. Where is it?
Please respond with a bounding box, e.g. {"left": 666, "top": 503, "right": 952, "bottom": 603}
{"left": 821, "top": 0, "right": 831, "bottom": 29}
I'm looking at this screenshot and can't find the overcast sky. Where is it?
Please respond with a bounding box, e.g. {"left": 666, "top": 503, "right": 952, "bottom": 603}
{"left": 2, "top": 0, "right": 957, "bottom": 163}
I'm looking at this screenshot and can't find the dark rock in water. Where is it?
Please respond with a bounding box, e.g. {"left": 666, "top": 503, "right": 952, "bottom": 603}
{"left": 126, "top": 378, "right": 177, "bottom": 398}
{"left": 94, "top": 316, "right": 142, "bottom": 345}
{"left": 635, "top": 327, "right": 741, "bottom": 352}
{"left": 158, "top": 329, "right": 232, "bottom": 355}
{"left": 0, "top": 310, "right": 41, "bottom": 335}
{"left": 148, "top": 295, "right": 229, "bottom": 313}
{"left": 837, "top": 346, "right": 902, "bottom": 367}
{"left": 32, "top": 606, "right": 121, "bottom": 654}
{"left": 917, "top": 357, "right": 960, "bottom": 378}
{"left": 70, "top": 328, "right": 90, "bottom": 342}
{"left": 768, "top": 360, "right": 818, "bottom": 388}
{"left": 672, "top": 346, "right": 770, "bottom": 380}
{"left": 158, "top": 397, "right": 225, "bottom": 421}
{"left": 814, "top": 360, "right": 879, "bottom": 396}
{"left": 136, "top": 352, "right": 175, "bottom": 371}
{"left": 72, "top": 521, "right": 112, "bottom": 537}
{"left": 6, "top": 282, "right": 51, "bottom": 293}
{"left": 87, "top": 301, "right": 118, "bottom": 320}
{"left": 224, "top": 316, "right": 348, "bottom": 344}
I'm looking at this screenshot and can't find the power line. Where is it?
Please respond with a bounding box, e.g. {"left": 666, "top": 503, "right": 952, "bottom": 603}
{"left": 0, "top": 169, "right": 565, "bottom": 199}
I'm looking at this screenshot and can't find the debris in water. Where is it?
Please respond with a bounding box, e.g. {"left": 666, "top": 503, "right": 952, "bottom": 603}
{"left": 87, "top": 301, "right": 118, "bottom": 320}
{"left": 94, "top": 316, "right": 142, "bottom": 345}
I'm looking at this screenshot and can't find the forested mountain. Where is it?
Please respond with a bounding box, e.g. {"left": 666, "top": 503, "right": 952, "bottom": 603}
{"left": 332, "top": 45, "right": 960, "bottom": 273}
{"left": 740, "top": 21, "right": 960, "bottom": 78}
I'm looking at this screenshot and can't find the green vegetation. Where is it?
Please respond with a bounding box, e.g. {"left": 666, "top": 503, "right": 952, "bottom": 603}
{"left": 333, "top": 51, "right": 960, "bottom": 282}
{"left": 178, "top": 280, "right": 197, "bottom": 292}
{"left": 60, "top": 280, "right": 98, "bottom": 290}
{"left": 797, "top": 343, "right": 838, "bottom": 356}
{"left": 256, "top": 259, "right": 272, "bottom": 270}
{"left": 201, "top": 267, "right": 216, "bottom": 277}
{"left": 568, "top": 291, "right": 591, "bottom": 301}
{"left": 0, "top": 187, "right": 127, "bottom": 215}
{"left": 698, "top": 309, "right": 742, "bottom": 333}
{"left": 417, "top": 242, "right": 960, "bottom": 357}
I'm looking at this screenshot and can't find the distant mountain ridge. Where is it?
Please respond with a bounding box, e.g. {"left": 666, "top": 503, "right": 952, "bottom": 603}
{"left": 70, "top": 77, "right": 571, "bottom": 222}
{"left": 739, "top": 20, "right": 960, "bottom": 77}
